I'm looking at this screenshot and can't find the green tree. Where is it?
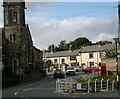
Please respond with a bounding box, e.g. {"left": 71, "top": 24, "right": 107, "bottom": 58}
{"left": 96, "top": 41, "right": 112, "bottom": 45}
{"left": 57, "top": 40, "right": 69, "bottom": 51}
{"left": 44, "top": 60, "right": 52, "bottom": 71}
{"left": 68, "top": 37, "right": 92, "bottom": 50}
{"left": 104, "top": 48, "right": 116, "bottom": 58}
{"left": 47, "top": 44, "right": 55, "bottom": 52}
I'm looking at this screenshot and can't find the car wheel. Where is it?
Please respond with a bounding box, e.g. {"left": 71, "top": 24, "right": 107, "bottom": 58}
{"left": 76, "top": 69, "right": 78, "bottom": 72}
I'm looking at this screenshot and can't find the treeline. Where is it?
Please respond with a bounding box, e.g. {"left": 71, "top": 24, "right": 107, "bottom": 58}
{"left": 45, "top": 37, "right": 113, "bottom": 52}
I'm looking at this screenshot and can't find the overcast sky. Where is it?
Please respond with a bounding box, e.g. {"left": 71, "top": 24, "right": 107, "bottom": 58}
{"left": 0, "top": 1, "right": 119, "bottom": 50}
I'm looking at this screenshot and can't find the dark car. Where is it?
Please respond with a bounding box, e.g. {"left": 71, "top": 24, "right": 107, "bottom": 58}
{"left": 53, "top": 69, "right": 65, "bottom": 79}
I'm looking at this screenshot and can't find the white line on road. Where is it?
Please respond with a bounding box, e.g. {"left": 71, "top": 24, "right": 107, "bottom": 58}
{"left": 23, "top": 88, "right": 33, "bottom": 92}
{"left": 15, "top": 91, "right": 19, "bottom": 96}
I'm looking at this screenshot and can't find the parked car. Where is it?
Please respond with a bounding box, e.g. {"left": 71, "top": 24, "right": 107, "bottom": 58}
{"left": 53, "top": 69, "right": 65, "bottom": 79}
{"left": 77, "top": 66, "right": 84, "bottom": 72}
{"left": 83, "top": 67, "right": 101, "bottom": 73}
{"left": 66, "top": 67, "right": 76, "bottom": 75}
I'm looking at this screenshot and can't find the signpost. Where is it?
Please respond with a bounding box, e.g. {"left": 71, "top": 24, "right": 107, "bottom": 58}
{"left": 76, "top": 83, "right": 82, "bottom": 90}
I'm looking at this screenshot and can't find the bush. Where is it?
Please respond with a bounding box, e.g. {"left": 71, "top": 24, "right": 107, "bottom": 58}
{"left": 76, "top": 77, "right": 86, "bottom": 82}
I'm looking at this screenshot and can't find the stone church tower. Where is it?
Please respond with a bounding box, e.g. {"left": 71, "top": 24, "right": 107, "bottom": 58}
{"left": 2, "top": 0, "right": 44, "bottom": 81}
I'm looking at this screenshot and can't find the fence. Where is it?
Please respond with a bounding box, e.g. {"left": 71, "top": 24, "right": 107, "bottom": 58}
{"left": 56, "top": 76, "right": 117, "bottom": 93}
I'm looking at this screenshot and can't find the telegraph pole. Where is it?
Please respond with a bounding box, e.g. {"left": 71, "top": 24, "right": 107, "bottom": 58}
{"left": 118, "top": 2, "right": 120, "bottom": 40}
{"left": 118, "top": 2, "right": 120, "bottom": 80}
{"left": 117, "top": 12, "right": 120, "bottom": 96}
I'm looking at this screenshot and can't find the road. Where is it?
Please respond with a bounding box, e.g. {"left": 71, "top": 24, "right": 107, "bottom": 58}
{"left": 2, "top": 71, "right": 119, "bottom": 98}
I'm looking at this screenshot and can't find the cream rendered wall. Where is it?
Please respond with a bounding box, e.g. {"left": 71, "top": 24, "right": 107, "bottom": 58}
{"left": 76, "top": 55, "right": 81, "bottom": 66}
{"left": 43, "top": 56, "right": 70, "bottom": 65}
{"left": 43, "top": 56, "right": 80, "bottom": 66}
{"left": 43, "top": 51, "right": 102, "bottom": 67}
{"left": 80, "top": 52, "right": 102, "bottom": 67}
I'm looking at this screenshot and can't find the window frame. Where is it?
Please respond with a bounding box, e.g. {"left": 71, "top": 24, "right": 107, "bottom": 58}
{"left": 89, "top": 53, "right": 94, "bottom": 59}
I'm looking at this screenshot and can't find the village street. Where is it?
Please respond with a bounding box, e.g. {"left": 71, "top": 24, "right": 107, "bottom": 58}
{"left": 2, "top": 72, "right": 119, "bottom": 98}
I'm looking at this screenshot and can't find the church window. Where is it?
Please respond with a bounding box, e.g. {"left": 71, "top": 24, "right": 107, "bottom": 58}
{"left": 13, "top": 11, "right": 17, "bottom": 23}
{"left": 9, "top": 9, "right": 12, "bottom": 24}
{"left": 10, "top": 34, "right": 12, "bottom": 41}
{"left": 13, "top": 34, "right": 16, "bottom": 41}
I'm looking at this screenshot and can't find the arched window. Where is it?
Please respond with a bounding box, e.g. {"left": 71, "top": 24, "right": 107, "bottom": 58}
{"left": 9, "top": 9, "right": 12, "bottom": 24}
{"left": 13, "top": 11, "right": 17, "bottom": 23}
{"left": 13, "top": 34, "right": 16, "bottom": 41}
{"left": 10, "top": 34, "right": 12, "bottom": 41}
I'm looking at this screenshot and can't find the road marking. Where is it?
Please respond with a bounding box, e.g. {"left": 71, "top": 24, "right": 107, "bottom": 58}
{"left": 15, "top": 91, "right": 19, "bottom": 95}
{"left": 13, "top": 78, "right": 53, "bottom": 90}
{"left": 23, "top": 88, "right": 33, "bottom": 92}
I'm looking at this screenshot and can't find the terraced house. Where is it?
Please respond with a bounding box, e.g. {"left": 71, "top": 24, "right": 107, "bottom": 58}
{"left": 43, "top": 44, "right": 115, "bottom": 71}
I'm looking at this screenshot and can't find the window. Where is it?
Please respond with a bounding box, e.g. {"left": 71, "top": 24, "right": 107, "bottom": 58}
{"left": 99, "top": 52, "right": 105, "bottom": 58}
{"left": 89, "top": 53, "right": 93, "bottom": 59}
{"left": 89, "top": 62, "right": 94, "bottom": 66}
{"left": 70, "top": 56, "right": 76, "bottom": 61}
{"left": 13, "top": 11, "right": 17, "bottom": 23}
{"left": 9, "top": 9, "right": 12, "bottom": 24}
{"left": 54, "top": 59, "right": 57, "bottom": 63}
{"left": 8, "top": 10, "right": 17, "bottom": 24}
{"left": 13, "top": 34, "right": 16, "bottom": 41}
{"left": 10, "top": 34, "right": 12, "bottom": 41}
{"left": 61, "top": 59, "right": 65, "bottom": 63}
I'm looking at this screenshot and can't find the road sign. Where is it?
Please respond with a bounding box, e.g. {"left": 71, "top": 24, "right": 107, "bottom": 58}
{"left": 76, "top": 83, "right": 82, "bottom": 90}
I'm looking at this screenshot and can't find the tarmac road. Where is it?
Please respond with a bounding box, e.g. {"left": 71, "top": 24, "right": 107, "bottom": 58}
{"left": 2, "top": 72, "right": 120, "bottom": 98}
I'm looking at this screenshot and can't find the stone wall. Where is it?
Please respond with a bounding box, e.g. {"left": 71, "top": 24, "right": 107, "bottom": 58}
{"left": 23, "top": 70, "right": 46, "bottom": 83}
{"left": 101, "top": 58, "right": 117, "bottom": 74}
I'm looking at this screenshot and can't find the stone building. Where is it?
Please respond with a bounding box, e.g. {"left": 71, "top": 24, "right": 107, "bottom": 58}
{"left": 2, "top": 0, "right": 44, "bottom": 82}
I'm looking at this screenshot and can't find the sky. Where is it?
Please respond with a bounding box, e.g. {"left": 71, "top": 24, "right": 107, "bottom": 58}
{"left": 0, "top": 1, "right": 119, "bottom": 50}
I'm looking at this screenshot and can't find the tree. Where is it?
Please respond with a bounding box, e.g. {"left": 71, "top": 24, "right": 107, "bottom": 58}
{"left": 104, "top": 48, "right": 116, "bottom": 58}
{"left": 44, "top": 60, "right": 52, "bottom": 71}
{"left": 47, "top": 44, "right": 55, "bottom": 52}
{"left": 68, "top": 37, "right": 92, "bottom": 50}
{"left": 57, "top": 40, "right": 69, "bottom": 51}
{"left": 96, "top": 41, "right": 112, "bottom": 45}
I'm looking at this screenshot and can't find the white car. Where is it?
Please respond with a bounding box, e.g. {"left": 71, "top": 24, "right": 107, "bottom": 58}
{"left": 66, "top": 67, "right": 76, "bottom": 75}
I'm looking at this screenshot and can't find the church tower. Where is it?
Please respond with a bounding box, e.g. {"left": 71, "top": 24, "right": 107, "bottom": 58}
{"left": 2, "top": 0, "right": 26, "bottom": 44}
{"left": 3, "top": 0, "right": 26, "bottom": 26}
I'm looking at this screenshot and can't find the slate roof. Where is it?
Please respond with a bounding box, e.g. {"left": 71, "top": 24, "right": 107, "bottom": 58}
{"left": 43, "top": 50, "right": 79, "bottom": 58}
{"left": 81, "top": 44, "right": 115, "bottom": 53}
{"left": 43, "top": 44, "right": 115, "bottom": 58}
